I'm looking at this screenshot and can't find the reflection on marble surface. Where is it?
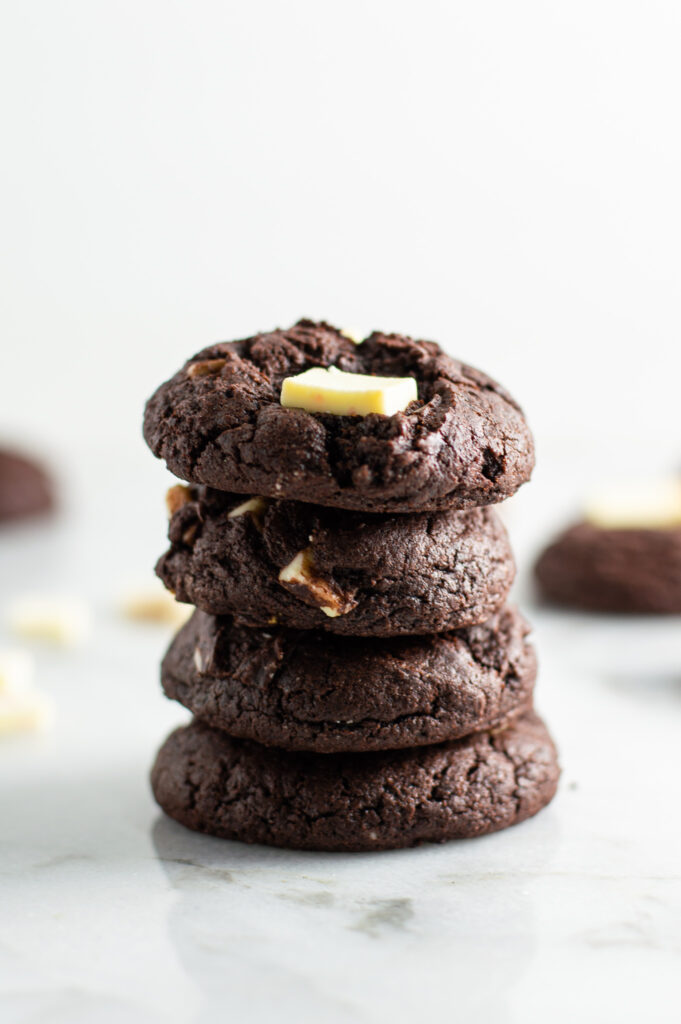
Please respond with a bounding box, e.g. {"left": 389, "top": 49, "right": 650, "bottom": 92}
{"left": 151, "top": 815, "right": 546, "bottom": 1023}
{"left": 1, "top": 450, "right": 681, "bottom": 1023}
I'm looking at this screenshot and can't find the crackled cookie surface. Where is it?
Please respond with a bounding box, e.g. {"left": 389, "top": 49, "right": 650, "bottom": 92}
{"left": 157, "top": 486, "right": 515, "bottom": 635}
{"left": 143, "top": 320, "right": 534, "bottom": 513}
{"left": 161, "top": 606, "right": 536, "bottom": 752}
{"left": 151, "top": 712, "right": 559, "bottom": 851}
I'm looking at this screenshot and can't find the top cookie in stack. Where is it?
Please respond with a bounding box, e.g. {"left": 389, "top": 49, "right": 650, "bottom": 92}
{"left": 145, "top": 320, "right": 557, "bottom": 852}
{"left": 143, "top": 319, "right": 534, "bottom": 514}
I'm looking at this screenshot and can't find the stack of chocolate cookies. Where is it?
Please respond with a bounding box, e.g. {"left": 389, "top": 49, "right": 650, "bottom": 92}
{"left": 143, "top": 320, "right": 559, "bottom": 851}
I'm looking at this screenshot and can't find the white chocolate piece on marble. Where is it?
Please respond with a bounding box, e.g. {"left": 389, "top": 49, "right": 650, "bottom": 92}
{"left": 7, "top": 597, "right": 91, "bottom": 648}
{"left": 120, "top": 585, "right": 193, "bottom": 627}
{"left": 0, "top": 690, "right": 53, "bottom": 736}
{"left": 280, "top": 366, "right": 417, "bottom": 417}
{"left": 0, "top": 649, "right": 34, "bottom": 695}
{"left": 584, "top": 479, "right": 681, "bottom": 529}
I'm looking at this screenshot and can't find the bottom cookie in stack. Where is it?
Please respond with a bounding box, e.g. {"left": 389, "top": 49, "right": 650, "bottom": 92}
{"left": 152, "top": 713, "right": 558, "bottom": 852}
{"left": 151, "top": 606, "right": 559, "bottom": 851}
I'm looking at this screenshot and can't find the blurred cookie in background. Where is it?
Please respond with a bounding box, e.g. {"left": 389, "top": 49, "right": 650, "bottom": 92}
{"left": 0, "top": 447, "right": 55, "bottom": 524}
{"left": 535, "top": 479, "right": 681, "bottom": 613}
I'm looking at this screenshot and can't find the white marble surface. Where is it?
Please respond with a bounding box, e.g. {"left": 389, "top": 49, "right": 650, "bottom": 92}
{"left": 1, "top": 448, "right": 681, "bottom": 1024}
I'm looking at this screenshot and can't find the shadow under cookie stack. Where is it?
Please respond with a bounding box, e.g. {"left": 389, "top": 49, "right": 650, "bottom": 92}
{"left": 144, "top": 320, "right": 559, "bottom": 851}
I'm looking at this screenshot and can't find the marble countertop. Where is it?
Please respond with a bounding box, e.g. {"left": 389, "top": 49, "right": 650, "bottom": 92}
{"left": 1, "top": 449, "right": 680, "bottom": 1024}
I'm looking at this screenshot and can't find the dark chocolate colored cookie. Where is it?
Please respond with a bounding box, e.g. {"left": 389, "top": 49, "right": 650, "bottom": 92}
{"left": 143, "top": 320, "right": 534, "bottom": 514}
{"left": 535, "top": 521, "right": 681, "bottom": 613}
{"left": 157, "top": 486, "right": 515, "bottom": 636}
{"left": 151, "top": 711, "right": 559, "bottom": 851}
{"left": 0, "top": 448, "right": 54, "bottom": 524}
{"left": 161, "top": 606, "right": 536, "bottom": 752}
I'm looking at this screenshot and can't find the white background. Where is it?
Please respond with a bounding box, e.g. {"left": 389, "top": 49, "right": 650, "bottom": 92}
{"left": 2, "top": 0, "right": 680, "bottom": 459}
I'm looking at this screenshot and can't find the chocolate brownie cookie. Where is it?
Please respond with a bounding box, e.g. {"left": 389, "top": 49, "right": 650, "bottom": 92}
{"left": 151, "top": 711, "right": 559, "bottom": 851}
{"left": 535, "top": 521, "right": 681, "bottom": 613}
{"left": 161, "top": 606, "right": 536, "bottom": 752}
{"left": 143, "top": 320, "right": 535, "bottom": 513}
{"left": 157, "top": 486, "right": 515, "bottom": 635}
{"left": 0, "top": 448, "right": 54, "bottom": 524}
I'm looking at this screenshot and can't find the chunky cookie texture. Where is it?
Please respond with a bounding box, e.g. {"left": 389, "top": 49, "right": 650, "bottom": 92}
{"left": 535, "top": 521, "right": 681, "bottom": 613}
{"left": 151, "top": 711, "right": 559, "bottom": 851}
{"left": 143, "top": 320, "right": 535, "bottom": 513}
{"left": 0, "top": 448, "right": 54, "bottom": 523}
{"left": 161, "top": 606, "right": 536, "bottom": 752}
{"left": 156, "top": 487, "right": 516, "bottom": 636}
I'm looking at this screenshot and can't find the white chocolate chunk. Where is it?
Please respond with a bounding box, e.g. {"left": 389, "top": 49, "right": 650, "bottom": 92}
{"left": 0, "top": 649, "right": 34, "bottom": 695}
{"left": 119, "top": 585, "right": 193, "bottom": 627}
{"left": 0, "top": 647, "right": 52, "bottom": 737}
{"left": 278, "top": 549, "right": 353, "bottom": 617}
{"left": 340, "top": 327, "right": 364, "bottom": 344}
{"left": 7, "top": 597, "right": 90, "bottom": 648}
{"left": 280, "top": 366, "right": 417, "bottom": 417}
{"left": 228, "top": 497, "right": 267, "bottom": 519}
{"left": 279, "top": 549, "right": 310, "bottom": 585}
{"left": 584, "top": 479, "right": 681, "bottom": 529}
{"left": 0, "top": 690, "right": 53, "bottom": 736}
